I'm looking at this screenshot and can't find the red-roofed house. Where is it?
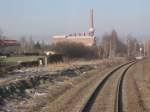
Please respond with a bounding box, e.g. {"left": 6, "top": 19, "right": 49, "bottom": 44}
{"left": 0, "top": 40, "right": 19, "bottom": 46}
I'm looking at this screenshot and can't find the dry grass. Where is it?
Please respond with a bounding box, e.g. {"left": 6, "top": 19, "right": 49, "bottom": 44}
{"left": 4, "top": 56, "right": 43, "bottom": 62}
{"left": 1, "top": 58, "right": 126, "bottom": 112}
{"left": 21, "top": 57, "right": 126, "bottom": 73}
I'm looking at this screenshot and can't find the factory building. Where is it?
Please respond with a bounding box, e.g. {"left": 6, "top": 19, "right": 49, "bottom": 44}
{"left": 52, "top": 9, "right": 96, "bottom": 46}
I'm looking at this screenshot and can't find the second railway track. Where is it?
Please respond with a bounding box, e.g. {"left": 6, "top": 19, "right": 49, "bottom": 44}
{"left": 80, "top": 61, "right": 136, "bottom": 112}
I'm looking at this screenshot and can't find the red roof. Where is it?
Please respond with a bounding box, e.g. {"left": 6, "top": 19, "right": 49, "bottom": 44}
{"left": 0, "top": 39, "right": 19, "bottom": 46}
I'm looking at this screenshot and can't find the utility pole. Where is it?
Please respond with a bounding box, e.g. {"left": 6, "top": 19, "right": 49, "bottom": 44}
{"left": 127, "top": 38, "right": 130, "bottom": 57}
{"left": 109, "top": 39, "right": 112, "bottom": 58}
{"left": 148, "top": 40, "right": 150, "bottom": 56}
{"left": 134, "top": 41, "right": 137, "bottom": 57}
{"left": 140, "top": 48, "right": 142, "bottom": 57}
{"left": 144, "top": 41, "right": 146, "bottom": 57}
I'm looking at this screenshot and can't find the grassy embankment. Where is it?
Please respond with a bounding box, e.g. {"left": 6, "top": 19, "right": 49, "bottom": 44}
{"left": 1, "top": 56, "right": 43, "bottom": 62}
{"left": 0, "top": 56, "right": 43, "bottom": 76}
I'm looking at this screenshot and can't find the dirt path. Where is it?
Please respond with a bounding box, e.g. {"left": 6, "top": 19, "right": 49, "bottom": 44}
{"left": 123, "top": 59, "right": 150, "bottom": 112}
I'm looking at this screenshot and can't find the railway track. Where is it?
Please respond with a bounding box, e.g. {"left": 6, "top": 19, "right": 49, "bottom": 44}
{"left": 80, "top": 61, "right": 135, "bottom": 112}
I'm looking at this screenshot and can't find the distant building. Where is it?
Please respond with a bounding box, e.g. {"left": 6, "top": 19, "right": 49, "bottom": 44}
{"left": 52, "top": 9, "right": 96, "bottom": 46}
{"left": 0, "top": 39, "right": 19, "bottom": 46}
{"left": 0, "top": 39, "right": 19, "bottom": 56}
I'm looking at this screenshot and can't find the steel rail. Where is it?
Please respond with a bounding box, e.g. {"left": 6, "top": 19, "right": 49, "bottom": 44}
{"left": 114, "top": 62, "right": 135, "bottom": 112}
{"left": 80, "top": 61, "right": 135, "bottom": 112}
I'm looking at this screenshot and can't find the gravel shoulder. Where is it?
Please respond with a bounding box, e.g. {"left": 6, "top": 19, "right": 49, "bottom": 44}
{"left": 123, "top": 58, "right": 150, "bottom": 112}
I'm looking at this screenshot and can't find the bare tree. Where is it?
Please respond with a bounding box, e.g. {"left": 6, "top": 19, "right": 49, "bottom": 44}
{"left": 143, "top": 40, "right": 150, "bottom": 57}
{"left": 28, "top": 36, "right": 34, "bottom": 52}
{"left": 101, "top": 33, "right": 110, "bottom": 58}
{"left": 101, "top": 30, "right": 127, "bottom": 58}
{"left": 126, "top": 35, "right": 139, "bottom": 57}
{"left": 19, "top": 37, "right": 28, "bottom": 53}
{"left": 110, "top": 30, "right": 119, "bottom": 57}
{"left": 0, "top": 28, "right": 3, "bottom": 39}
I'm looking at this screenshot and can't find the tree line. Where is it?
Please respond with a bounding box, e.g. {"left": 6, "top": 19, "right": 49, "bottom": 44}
{"left": 1, "top": 28, "right": 150, "bottom": 59}
{"left": 51, "top": 30, "right": 149, "bottom": 59}
{"left": 0, "top": 36, "right": 49, "bottom": 56}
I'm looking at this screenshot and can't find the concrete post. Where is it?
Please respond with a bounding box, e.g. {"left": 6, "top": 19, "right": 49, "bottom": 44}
{"left": 44, "top": 56, "right": 47, "bottom": 66}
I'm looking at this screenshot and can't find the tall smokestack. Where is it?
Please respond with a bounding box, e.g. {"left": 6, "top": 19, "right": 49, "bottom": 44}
{"left": 89, "top": 9, "right": 95, "bottom": 36}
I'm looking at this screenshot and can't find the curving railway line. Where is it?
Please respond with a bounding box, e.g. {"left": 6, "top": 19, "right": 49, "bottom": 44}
{"left": 80, "top": 61, "right": 136, "bottom": 112}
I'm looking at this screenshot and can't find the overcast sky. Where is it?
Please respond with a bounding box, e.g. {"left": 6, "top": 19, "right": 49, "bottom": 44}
{"left": 0, "top": 0, "right": 150, "bottom": 42}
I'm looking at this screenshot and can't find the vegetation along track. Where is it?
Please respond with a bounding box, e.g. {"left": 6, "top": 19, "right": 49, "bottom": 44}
{"left": 80, "top": 61, "right": 136, "bottom": 112}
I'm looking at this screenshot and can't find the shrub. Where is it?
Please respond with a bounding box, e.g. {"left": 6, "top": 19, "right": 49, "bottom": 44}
{"left": 51, "top": 42, "right": 98, "bottom": 59}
